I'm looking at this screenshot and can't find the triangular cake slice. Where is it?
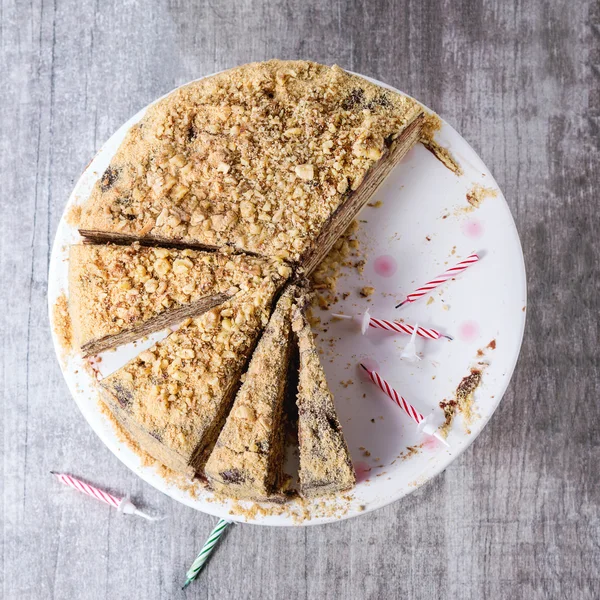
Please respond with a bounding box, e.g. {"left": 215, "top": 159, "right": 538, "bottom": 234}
{"left": 292, "top": 295, "right": 356, "bottom": 497}
{"left": 69, "top": 243, "right": 289, "bottom": 355}
{"left": 204, "top": 285, "right": 297, "bottom": 501}
{"left": 99, "top": 277, "right": 281, "bottom": 476}
{"left": 78, "top": 60, "right": 423, "bottom": 265}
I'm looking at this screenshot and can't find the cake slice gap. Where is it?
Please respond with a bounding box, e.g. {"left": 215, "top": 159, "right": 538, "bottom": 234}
{"left": 292, "top": 292, "right": 356, "bottom": 497}
{"left": 204, "top": 285, "right": 297, "bottom": 501}
{"left": 99, "top": 275, "right": 283, "bottom": 476}
{"left": 69, "top": 242, "right": 289, "bottom": 355}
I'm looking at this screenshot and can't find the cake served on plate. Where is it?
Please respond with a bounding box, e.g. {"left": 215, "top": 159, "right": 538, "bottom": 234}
{"left": 65, "top": 59, "right": 426, "bottom": 499}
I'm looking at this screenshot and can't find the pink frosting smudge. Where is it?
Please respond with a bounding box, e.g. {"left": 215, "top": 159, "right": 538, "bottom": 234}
{"left": 354, "top": 461, "right": 372, "bottom": 483}
{"left": 422, "top": 435, "right": 444, "bottom": 451}
{"left": 373, "top": 255, "right": 398, "bottom": 277}
{"left": 463, "top": 219, "right": 484, "bottom": 238}
{"left": 458, "top": 320, "right": 480, "bottom": 342}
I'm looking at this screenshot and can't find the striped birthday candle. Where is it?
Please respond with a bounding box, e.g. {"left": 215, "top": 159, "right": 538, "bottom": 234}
{"left": 395, "top": 253, "right": 480, "bottom": 308}
{"left": 360, "top": 364, "right": 449, "bottom": 446}
{"left": 182, "top": 518, "right": 233, "bottom": 589}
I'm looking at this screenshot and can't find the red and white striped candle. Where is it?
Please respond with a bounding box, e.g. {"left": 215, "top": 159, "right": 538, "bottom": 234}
{"left": 395, "top": 253, "right": 480, "bottom": 308}
{"left": 51, "top": 472, "right": 161, "bottom": 520}
{"left": 360, "top": 364, "right": 449, "bottom": 446}
{"left": 332, "top": 309, "right": 452, "bottom": 340}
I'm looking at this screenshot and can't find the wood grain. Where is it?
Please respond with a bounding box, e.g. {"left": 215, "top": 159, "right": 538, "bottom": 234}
{"left": 1, "top": 0, "right": 598, "bottom": 599}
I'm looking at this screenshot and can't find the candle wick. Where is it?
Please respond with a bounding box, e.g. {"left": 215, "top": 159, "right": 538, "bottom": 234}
{"left": 359, "top": 363, "right": 369, "bottom": 372}
{"left": 395, "top": 299, "right": 407, "bottom": 309}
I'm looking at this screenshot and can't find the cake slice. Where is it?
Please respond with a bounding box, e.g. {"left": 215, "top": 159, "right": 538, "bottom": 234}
{"left": 204, "top": 285, "right": 296, "bottom": 501}
{"left": 69, "top": 243, "right": 289, "bottom": 355}
{"left": 99, "top": 277, "right": 281, "bottom": 475}
{"left": 78, "top": 60, "right": 423, "bottom": 264}
{"left": 292, "top": 295, "right": 356, "bottom": 497}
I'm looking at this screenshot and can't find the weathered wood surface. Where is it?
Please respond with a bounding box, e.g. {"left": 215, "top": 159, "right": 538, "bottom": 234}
{"left": 1, "top": 0, "right": 598, "bottom": 598}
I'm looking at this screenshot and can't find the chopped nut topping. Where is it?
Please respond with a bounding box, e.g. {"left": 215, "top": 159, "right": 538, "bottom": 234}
{"left": 79, "top": 60, "right": 421, "bottom": 263}
{"left": 69, "top": 244, "right": 287, "bottom": 352}
{"left": 100, "top": 280, "right": 280, "bottom": 470}
{"left": 295, "top": 164, "right": 315, "bottom": 180}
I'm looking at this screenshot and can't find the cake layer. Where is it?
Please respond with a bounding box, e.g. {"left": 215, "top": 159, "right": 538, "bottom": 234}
{"left": 293, "top": 294, "right": 356, "bottom": 497}
{"left": 69, "top": 243, "right": 289, "bottom": 355}
{"left": 78, "top": 60, "right": 423, "bottom": 263}
{"left": 204, "top": 285, "right": 297, "bottom": 501}
{"left": 99, "top": 278, "right": 282, "bottom": 475}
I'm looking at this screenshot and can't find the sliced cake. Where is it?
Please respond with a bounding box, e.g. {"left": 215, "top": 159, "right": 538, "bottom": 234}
{"left": 69, "top": 243, "right": 289, "bottom": 355}
{"left": 99, "top": 277, "right": 281, "bottom": 476}
{"left": 293, "top": 296, "right": 356, "bottom": 497}
{"left": 204, "top": 285, "right": 296, "bottom": 501}
{"left": 78, "top": 60, "right": 423, "bottom": 266}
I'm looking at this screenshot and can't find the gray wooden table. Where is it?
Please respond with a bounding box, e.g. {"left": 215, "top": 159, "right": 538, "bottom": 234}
{"left": 2, "top": 0, "right": 598, "bottom": 598}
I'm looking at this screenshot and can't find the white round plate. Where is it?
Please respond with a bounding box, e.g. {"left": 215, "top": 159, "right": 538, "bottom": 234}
{"left": 48, "top": 73, "right": 526, "bottom": 526}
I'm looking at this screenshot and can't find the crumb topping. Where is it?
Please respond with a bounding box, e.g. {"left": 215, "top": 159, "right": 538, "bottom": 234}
{"left": 100, "top": 278, "right": 279, "bottom": 466}
{"left": 439, "top": 368, "right": 483, "bottom": 434}
{"left": 79, "top": 60, "right": 421, "bottom": 262}
{"left": 466, "top": 184, "right": 497, "bottom": 208}
{"left": 309, "top": 219, "right": 360, "bottom": 309}
{"left": 53, "top": 293, "right": 72, "bottom": 353}
{"left": 205, "top": 287, "right": 295, "bottom": 500}
{"left": 293, "top": 298, "right": 355, "bottom": 496}
{"left": 69, "top": 242, "right": 289, "bottom": 351}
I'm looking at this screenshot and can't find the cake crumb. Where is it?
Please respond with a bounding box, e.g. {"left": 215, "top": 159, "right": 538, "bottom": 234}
{"left": 400, "top": 445, "right": 421, "bottom": 460}
{"left": 487, "top": 339, "right": 496, "bottom": 350}
{"left": 426, "top": 296, "right": 435, "bottom": 306}
{"left": 360, "top": 286, "right": 375, "bottom": 297}
{"left": 65, "top": 204, "right": 82, "bottom": 226}
{"left": 310, "top": 221, "right": 361, "bottom": 308}
{"left": 354, "top": 259, "right": 366, "bottom": 274}
{"left": 52, "top": 293, "right": 72, "bottom": 354}
{"left": 466, "top": 184, "right": 497, "bottom": 208}
{"left": 420, "top": 113, "right": 463, "bottom": 175}
{"left": 367, "top": 200, "right": 383, "bottom": 208}
{"left": 439, "top": 369, "right": 483, "bottom": 434}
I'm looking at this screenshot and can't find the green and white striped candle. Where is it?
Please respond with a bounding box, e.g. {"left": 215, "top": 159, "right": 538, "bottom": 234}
{"left": 182, "top": 518, "right": 233, "bottom": 589}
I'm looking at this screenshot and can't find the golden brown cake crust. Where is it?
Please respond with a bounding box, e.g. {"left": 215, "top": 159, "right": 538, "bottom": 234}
{"left": 204, "top": 286, "right": 296, "bottom": 501}
{"left": 293, "top": 295, "right": 356, "bottom": 497}
{"left": 69, "top": 242, "right": 289, "bottom": 354}
{"left": 99, "top": 276, "right": 283, "bottom": 475}
{"left": 79, "top": 60, "right": 422, "bottom": 262}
